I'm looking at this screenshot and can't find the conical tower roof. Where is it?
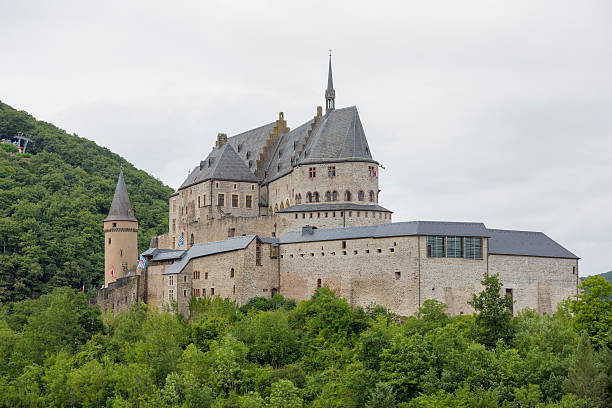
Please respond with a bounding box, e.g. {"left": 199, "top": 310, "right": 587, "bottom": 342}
{"left": 105, "top": 170, "right": 137, "bottom": 222}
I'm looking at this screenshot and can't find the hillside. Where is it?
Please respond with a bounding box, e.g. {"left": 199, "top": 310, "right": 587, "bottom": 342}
{"left": 0, "top": 101, "right": 173, "bottom": 302}
{"left": 581, "top": 271, "right": 612, "bottom": 285}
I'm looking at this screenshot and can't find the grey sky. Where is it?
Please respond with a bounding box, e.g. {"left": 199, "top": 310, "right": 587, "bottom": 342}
{"left": 1, "top": 0, "right": 610, "bottom": 276}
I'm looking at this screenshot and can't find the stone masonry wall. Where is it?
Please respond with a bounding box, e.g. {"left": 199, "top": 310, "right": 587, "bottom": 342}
{"left": 489, "top": 254, "right": 578, "bottom": 315}
{"left": 93, "top": 275, "right": 140, "bottom": 318}
{"left": 267, "top": 161, "right": 379, "bottom": 213}
{"left": 418, "top": 237, "right": 489, "bottom": 316}
{"left": 279, "top": 236, "right": 420, "bottom": 316}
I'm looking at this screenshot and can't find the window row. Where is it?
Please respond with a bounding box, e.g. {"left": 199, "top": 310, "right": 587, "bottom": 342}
{"left": 294, "top": 211, "right": 390, "bottom": 220}
{"left": 307, "top": 166, "right": 377, "bottom": 178}
{"left": 193, "top": 268, "right": 235, "bottom": 280}
{"left": 216, "top": 193, "right": 254, "bottom": 208}
{"left": 284, "top": 246, "right": 396, "bottom": 258}
{"left": 297, "top": 190, "right": 376, "bottom": 204}
{"left": 426, "top": 236, "right": 483, "bottom": 259}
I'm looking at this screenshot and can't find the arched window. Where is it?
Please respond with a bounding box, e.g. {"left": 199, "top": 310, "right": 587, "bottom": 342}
{"left": 317, "top": 278, "right": 322, "bottom": 288}
{"left": 332, "top": 191, "right": 338, "bottom": 201}
{"left": 274, "top": 204, "right": 278, "bottom": 212}
{"left": 358, "top": 190, "right": 365, "bottom": 201}
{"left": 369, "top": 190, "right": 375, "bottom": 202}
{"left": 345, "top": 190, "right": 352, "bottom": 201}
{"left": 325, "top": 191, "right": 331, "bottom": 202}
{"left": 230, "top": 268, "right": 234, "bottom": 278}
{"left": 306, "top": 192, "right": 312, "bottom": 203}
{"left": 313, "top": 192, "right": 320, "bottom": 202}
{"left": 190, "top": 233, "right": 194, "bottom": 246}
{"left": 286, "top": 199, "right": 290, "bottom": 208}
{"left": 295, "top": 193, "right": 301, "bottom": 205}
{"left": 280, "top": 202, "right": 284, "bottom": 210}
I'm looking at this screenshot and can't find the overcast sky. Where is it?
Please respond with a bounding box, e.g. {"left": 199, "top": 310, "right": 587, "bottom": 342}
{"left": 1, "top": 0, "right": 610, "bottom": 276}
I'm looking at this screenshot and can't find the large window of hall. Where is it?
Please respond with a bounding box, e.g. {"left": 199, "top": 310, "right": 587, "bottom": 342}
{"left": 426, "top": 236, "right": 483, "bottom": 259}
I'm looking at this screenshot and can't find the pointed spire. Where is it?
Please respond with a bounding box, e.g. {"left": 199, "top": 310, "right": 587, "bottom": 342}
{"left": 105, "top": 170, "right": 137, "bottom": 222}
{"left": 325, "top": 51, "right": 335, "bottom": 114}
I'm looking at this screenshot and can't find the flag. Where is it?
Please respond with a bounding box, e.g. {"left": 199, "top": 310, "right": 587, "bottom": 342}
{"left": 138, "top": 255, "right": 147, "bottom": 269}
{"left": 177, "top": 235, "right": 185, "bottom": 247}
{"left": 82, "top": 283, "right": 85, "bottom": 294}
{"left": 111, "top": 266, "right": 114, "bottom": 278}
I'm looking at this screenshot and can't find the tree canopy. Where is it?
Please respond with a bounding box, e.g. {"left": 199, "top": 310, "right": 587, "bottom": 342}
{"left": 0, "top": 281, "right": 610, "bottom": 408}
{"left": 0, "top": 101, "right": 173, "bottom": 302}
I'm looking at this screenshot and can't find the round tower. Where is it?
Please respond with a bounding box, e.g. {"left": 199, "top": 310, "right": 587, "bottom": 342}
{"left": 104, "top": 170, "right": 138, "bottom": 287}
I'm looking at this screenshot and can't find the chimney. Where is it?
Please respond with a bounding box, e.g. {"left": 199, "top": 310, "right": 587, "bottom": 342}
{"left": 216, "top": 133, "right": 227, "bottom": 148}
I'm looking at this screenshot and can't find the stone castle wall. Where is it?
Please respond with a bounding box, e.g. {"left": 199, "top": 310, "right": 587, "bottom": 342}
{"left": 267, "top": 161, "right": 380, "bottom": 212}
{"left": 91, "top": 274, "right": 141, "bottom": 318}
{"left": 279, "top": 235, "right": 420, "bottom": 316}
{"left": 489, "top": 254, "right": 578, "bottom": 315}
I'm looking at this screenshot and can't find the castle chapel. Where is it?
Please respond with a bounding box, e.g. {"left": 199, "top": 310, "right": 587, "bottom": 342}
{"left": 95, "top": 58, "right": 579, "bottom": 318}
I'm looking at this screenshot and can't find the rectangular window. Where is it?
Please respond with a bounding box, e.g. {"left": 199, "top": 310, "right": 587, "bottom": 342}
{"left": 426, "top": 236, "right": 445, "bottom": 258}
{"left": 328, "top": 166, "right": 336, "bottom": 177}
{"left": 172, "top": 219, "right": 176, "bottom": 233}
{"left": 506, "top": 288, "right": 514, "bottom": 316}
{"left": 246, "top": 195, "right": 252, "bottom": 208}
{"left": 202, "top": 194, "right": 206, "bottom": 206}
{"left": 217, "top": 193, "right": 225, "bottom": 207}
{"left": 232, "top": 194, "right": 239, "bottom": 208}
{"left": 198, "top": 196, "right": 200, "bottom": 207}
{"left": 308, "top": 167, "right": 316, "bottom": 178}
{"left": 256, "top": 242, "right": 262, "bottom": 266}
{"left": 446, "top": 237, "right": 463, "bottom": 258}
{"left": 203, "top": 288, "right": 206, "bottom": 297}
{"left": 169, "top": 275, "right": 174, "bottom": 285}
{"left": 211, "top": 288, "right": 215, "bottom": 296}
{"left": 465, "top": 237, "right": 483, "bottom": 259}
{"left": 168, "top": 289, "right": 174, "bottom": 301}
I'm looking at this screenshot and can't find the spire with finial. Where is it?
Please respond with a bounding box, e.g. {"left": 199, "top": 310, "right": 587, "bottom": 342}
{"left": 325, "top": 50, "right": 335, "bottom": 114}
{"left": 105, "top": 170, "right": 137, "bottom": 222}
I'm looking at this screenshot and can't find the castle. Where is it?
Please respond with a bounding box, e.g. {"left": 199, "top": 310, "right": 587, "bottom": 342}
{"left": 94, "top": 58, "right": 579, "bottom": 318}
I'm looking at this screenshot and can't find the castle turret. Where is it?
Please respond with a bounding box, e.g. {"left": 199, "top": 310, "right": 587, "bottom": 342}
{"left": 104, "top": 170, "right": 138, "bottom": 287}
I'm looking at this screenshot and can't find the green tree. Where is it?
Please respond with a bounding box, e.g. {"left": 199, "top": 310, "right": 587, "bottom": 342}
{"left": 267, "top": 379, "right": 303, "bottom": 408}
{"left": 570, "top": 276, "right": 612, "bottom": 347}
{"left": 365, "top": 382, "right": 396, "bottom": 408}
{"left": 468, "top": 272, "right": 514, "bottom": 347}
{"left": 565, "top": 332, "right": 607, "bottom": 407}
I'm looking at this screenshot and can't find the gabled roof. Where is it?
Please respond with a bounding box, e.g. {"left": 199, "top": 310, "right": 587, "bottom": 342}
{"left": 179, "top": 142, "right": 259, "bottom": 189}
{"left": 279, "top": 221, "right": 489, "bottom": 244}
{"left": 105, "top": 170, "right": 137, "bottom": 222}
{"left": 487, "top": 229, "right": 578, "bottom": 259}
{"left": 164, "top": 235, "right": 257, "bottom": 275}
{"left": 226, "top": 122, "right": 277, "bottom": 171}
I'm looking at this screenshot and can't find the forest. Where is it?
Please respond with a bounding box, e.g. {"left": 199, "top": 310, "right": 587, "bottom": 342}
{"left": 0, "top": 101, "right": 173, "bottom": 302}
{"left": 0, "top": 273, "right": 610, "bottom": 408}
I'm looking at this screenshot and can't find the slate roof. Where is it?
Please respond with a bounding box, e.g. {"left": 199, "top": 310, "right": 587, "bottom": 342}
{"left": 226, "top": 122, "right": 277, "bottom": 171}
{"left": 105, "top": 170, "right": 137, "bottom": 222}
{"left": 487, "top": 229, "right": 578, "bottom": 259}
{"left": 276, "top": 203, "right": 392, "bottom": 213}
{"left": 263, "top": 106, "right": 375, "bottom": 183}
{"left": 180, "top": 142, "right": 259, "bottom": 189}
{"left": 278, "top": 221, "right": 577, "bottom": 259}
{"left": 279, "top": 221, "right": 490, "bottom": 244}
{"left": 141, "top": 248, "right": 186, "bottom": 261}
{"left": 164, "top": 235, "right": 257, "bottom": 275}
